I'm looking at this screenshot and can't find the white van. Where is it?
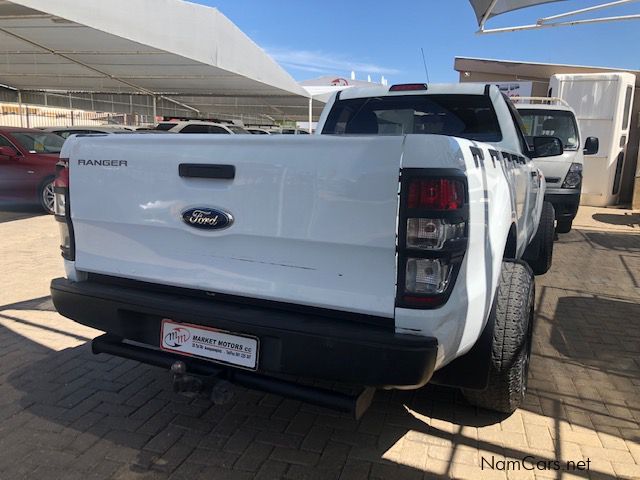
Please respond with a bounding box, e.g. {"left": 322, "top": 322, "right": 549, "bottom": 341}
{"left": 515, "top": 97, "right": 598, "bottom": 233}
{"left": 549, "top": 73, "right": 636, "bottom": 207}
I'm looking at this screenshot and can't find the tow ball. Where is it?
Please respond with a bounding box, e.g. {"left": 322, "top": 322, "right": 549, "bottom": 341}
{"left": 170, "top": 360, "right": 234, "bottom": 404}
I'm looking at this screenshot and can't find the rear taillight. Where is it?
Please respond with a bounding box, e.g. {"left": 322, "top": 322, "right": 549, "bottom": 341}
{"left": 54, "top": 158, "right": 75, "bottom": 260}
{"left": 407, "top": 178, "right": 464, "bottom": 210}
{"left": 397, "top": 170, "right": 468, "bottom": 308}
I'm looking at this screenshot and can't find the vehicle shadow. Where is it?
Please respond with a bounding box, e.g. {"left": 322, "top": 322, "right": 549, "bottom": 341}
{"left": 592, "top": 212, "right": 640, "bottom": 229}
{"left": 1, "top": 295, "right": 631, "bottom": 479}
{"left": 580, "top": 229, "right": 640, "bottom": 253}
{"left": 0, "top": 203, "right": 46, "bottom": 224}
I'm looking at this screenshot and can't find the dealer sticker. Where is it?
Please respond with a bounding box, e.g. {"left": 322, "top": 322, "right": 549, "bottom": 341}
{"left": 160, "top": 319, "right": 258, "bottom": 370}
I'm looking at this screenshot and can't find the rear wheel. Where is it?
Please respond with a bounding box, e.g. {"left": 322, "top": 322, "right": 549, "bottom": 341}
{"left": 556, "top": 219, "right": 573, "bottom": 234}
{"left": 462, "top": 261, "right": 534, "bottom": 414}
{"left": 526, "top": 202, "right": 555, "bottom": 275}
{"left": 38, "top": 177, "right": 55, "bottom": 214}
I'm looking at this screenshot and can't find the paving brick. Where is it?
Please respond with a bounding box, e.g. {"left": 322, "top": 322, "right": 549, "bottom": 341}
{"left": 338, "top": 459, "right": 371, "bottom": 480}
{"left": 105, "top": 429, "right": 152, "bottom": 449}
{"left": 186, "top": 448, "right": 239, "bottom": 468}
{"left": 151, "top": 442, "right": 194, "bottom": 473}
{"left": 144, "top": 425, "right": 184, "bottom": 454}
{"left": 270, "top": 446, "right": 320, "bottom": 466}
{"left": 168, "top": 461, "right": 205, "bottom": 480}
{"left": 234, "top": 441, "right": 273, "bottom": 472}
{"left": 223, "top": 428, "right": 258, "bottom": 454}
{"left": 301, "top": 425, "right": 333, "bottom": 453}
{"left": 256, "top": 430, "right": 304, "bottom": 449}
{"left": 254, "top": 459, "right": 289, "bottom": 480}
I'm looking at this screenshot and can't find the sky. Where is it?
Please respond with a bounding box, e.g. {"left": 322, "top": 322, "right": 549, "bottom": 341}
{"left": 192, "top": 0, "right": 640, "bottom": 85}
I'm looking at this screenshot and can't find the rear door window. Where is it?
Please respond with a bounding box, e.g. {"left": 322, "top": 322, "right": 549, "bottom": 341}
{"left": 180, "top": 124, "right": 211, "bottom": 133}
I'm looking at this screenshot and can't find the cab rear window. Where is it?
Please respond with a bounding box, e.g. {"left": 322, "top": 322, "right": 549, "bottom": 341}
{"left": 322, "top": 94, "right": 502, "bottom": 142}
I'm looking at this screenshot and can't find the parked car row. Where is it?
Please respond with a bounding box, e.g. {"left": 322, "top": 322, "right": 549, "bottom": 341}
{"left": 0, "top": 125, "right": 171, "bottom": 213}
{"left": 0, "top": 127, "right": 64, "bottom": 213}
{"left": 0, "top": 121, "right": 312, "bottom": 213}
{"left": 153, "top": 120, "right": 310, "bottom": 135}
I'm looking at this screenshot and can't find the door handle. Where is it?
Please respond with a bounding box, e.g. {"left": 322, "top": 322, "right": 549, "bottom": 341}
{"left": 179, "top": 164, "right": 235, "bottom": 179}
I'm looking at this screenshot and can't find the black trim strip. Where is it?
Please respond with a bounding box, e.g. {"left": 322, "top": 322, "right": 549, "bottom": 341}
{"left": 488, "top": 149, "right": 500, "bottom": 167}
{"left": 179, "top": 164, "right": 235, "bottom": 179}
{"left": 469, "top": 147, "right": 484, "bottom": 168}
{"left": 86, "top": 273, "right": 394, "bottom": 330}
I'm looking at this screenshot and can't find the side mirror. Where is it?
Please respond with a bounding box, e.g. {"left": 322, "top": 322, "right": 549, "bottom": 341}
{"left": 532, "top": 136, "right": 563, "bottom": 158}
{"left": 583, "top": 137, "right": 599, "bottom": 155}
{"left": 0, "top": 145, "right": 18, "bottom": 159}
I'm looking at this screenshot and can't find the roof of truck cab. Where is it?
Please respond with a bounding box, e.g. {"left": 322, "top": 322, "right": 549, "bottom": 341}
{"left": 514, "top": 104, "right": 575, "bottom": 113}
{"left": 337, "top": 83, "right": 490, "bottom": 101}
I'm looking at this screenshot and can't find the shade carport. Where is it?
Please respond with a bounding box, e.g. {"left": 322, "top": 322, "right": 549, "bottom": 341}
{"left": 0, "top": 0, "right": 325, "bottom": 123}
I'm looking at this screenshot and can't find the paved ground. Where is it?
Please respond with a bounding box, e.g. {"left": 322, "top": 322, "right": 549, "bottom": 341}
{"left": 0, "top": 205, "right": 639, "bottom": 480}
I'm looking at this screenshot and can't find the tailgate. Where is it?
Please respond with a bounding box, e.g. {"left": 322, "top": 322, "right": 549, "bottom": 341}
{"left": 66, "top": 135, "right": 404, "bottom": 317}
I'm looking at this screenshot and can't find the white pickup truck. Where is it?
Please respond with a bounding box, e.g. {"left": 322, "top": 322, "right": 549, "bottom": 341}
{"left": 51, "top": 83, "right": 559, "bottom": 417}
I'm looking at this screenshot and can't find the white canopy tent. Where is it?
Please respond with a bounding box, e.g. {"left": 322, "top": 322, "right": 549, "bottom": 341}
{"left": 469, "top": 0, "right": 640, "bottom": 33}
{"left": 0, "top": 0, "right": 325, "bottom": 123}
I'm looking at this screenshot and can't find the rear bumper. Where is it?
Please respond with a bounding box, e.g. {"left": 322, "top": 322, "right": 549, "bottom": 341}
{"left": 50, "top": 277, "right": 438, "bottom": 388}
{"left": 545, "top": 191, "right": 581, "bottom": 221}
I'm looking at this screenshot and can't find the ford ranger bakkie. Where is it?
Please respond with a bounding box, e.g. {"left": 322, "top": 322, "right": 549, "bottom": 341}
{"left": 51, "top": 83, "right": 557, "bottom": 418}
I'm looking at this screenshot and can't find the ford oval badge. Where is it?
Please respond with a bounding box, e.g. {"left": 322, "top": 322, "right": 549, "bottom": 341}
{"left": 182, "top": 207, "right": 233, "bottom": 230}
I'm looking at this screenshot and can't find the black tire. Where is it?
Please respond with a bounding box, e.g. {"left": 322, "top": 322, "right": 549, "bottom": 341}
{"left": 38, "top": 176, "right": 56, "bottom": 214}
{"left": 526, "top": 201, "right": 555, "bottom": 275}
{"left": 556, "top": 218, "right": 573, "bottom": 234}
{"left": 462, "top": 261, "right": 535, "bottom": 414}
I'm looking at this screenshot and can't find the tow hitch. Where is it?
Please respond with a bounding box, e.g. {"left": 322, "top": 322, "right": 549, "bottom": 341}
{"left": 170, "top": 360, "right": 235, "bottom": 405}
{"left": 92, "top": 334, "right": 375, "bottom": 419}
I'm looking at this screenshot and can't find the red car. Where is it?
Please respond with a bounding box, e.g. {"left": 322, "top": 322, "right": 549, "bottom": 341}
{"left": 0, "top": 127, "right": 64, "bottom": 213}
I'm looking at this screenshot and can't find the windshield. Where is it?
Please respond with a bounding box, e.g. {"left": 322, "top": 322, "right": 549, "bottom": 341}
{"left": 11, "top": 132, "right": 65, "bottom": 154}
{"left": 518, "top": 109, "right": 579, "bottom": 150}
{"left": 322, "top": 94, "right": 502, "bottom": 142}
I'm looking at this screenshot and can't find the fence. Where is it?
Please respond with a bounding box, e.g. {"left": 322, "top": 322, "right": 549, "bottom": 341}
{"left": 0, "top": 102, "right": 154, "bottom": 128}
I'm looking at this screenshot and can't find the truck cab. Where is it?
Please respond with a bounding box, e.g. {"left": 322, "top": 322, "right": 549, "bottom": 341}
{"left": 515, "top": 97, "right": 598, "bottom": 233}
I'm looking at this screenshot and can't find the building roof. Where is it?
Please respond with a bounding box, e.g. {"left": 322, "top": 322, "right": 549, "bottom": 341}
{"left": 0, "top": 0, "right": 324, "bottom": 121}
{"left": 455, "top": 57, "right": 640, "bottom": 87}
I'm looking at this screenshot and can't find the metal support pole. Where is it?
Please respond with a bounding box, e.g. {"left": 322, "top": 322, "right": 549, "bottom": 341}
{"left": 479, "top": 0, "right": 499, "bottom": 30}
{"left": 308, "top": 97, "right": 313, "bottom": 134}
{"left": 539, "top": 0, "right": 639, "bottom": 23}
{"left": 480, "top": 13, "right": 640, "bottom": 33}
{"left": 152, "top": 95, "right": 157, "bottom": 122}
{"left": 17, "top": 90, "right": 23, "bottom": 127}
